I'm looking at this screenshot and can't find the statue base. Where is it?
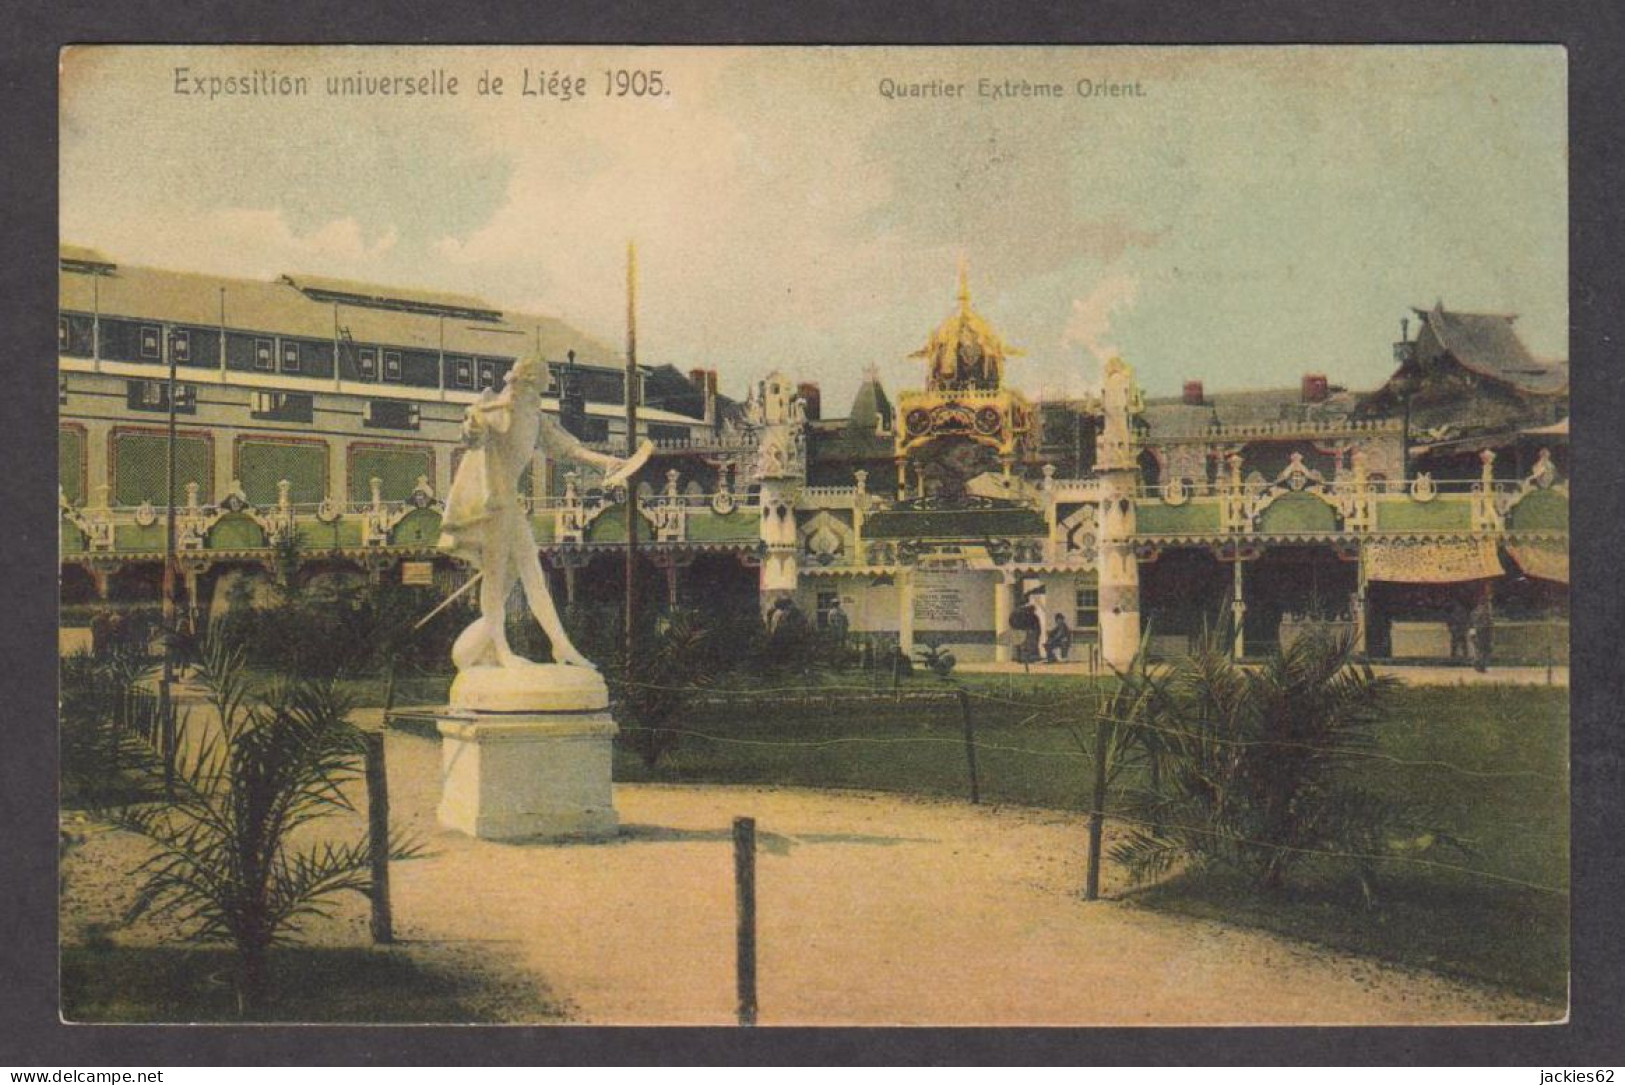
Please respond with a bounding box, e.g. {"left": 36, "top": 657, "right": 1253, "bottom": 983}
{"left": 435, "top": 664, "right": 619, "bottom": 842}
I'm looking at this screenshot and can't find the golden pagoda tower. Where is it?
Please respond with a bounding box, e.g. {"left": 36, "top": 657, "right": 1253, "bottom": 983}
{"left": 895, "top": 262, "right": 1035, "bottom": 495}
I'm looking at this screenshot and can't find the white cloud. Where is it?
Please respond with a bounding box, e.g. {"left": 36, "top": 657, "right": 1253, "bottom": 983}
{"left": 1063, "top": 272, "right": 1140, "bottom": 369}
{"left": 65, "top": 206, "right": 399, "bottom": 280}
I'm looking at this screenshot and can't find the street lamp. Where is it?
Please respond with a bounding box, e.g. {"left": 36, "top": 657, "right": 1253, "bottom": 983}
{"left": 1392, "top": 370, "right": 1420, "bottom": 482}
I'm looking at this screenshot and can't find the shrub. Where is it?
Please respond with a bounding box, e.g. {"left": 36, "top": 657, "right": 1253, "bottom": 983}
{"left": 1108, "top": 627, "right": 1452, "bottom": 897}
{"left": 112, "top": 635, "right": 417, "bottom": 1015}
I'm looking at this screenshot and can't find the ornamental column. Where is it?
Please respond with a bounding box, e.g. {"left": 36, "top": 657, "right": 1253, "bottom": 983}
{"left": 993, "top": 568, "right": 1014, "bottom": 663}
{"left": 1095, "top": 357, "right": 1142, "bottom": 671}
{"left": 1231, "top": 557, "right": 1246, "bottom": 659}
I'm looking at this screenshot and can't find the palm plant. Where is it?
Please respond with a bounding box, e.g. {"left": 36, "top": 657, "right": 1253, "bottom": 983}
{"left": 60, "top": 646, "right": 174, "bottom": 809}
{"left": 608, "top": 608, "right": 714, "bottom": 768}
{"left": 113, "top": 634, "right": 415, "bottom": 1014}
{"left": 1109, "top": 626, "right": 1429, "bottom": 896}
{"left": 914, "top": 639, "right": 958, "bottom": 680}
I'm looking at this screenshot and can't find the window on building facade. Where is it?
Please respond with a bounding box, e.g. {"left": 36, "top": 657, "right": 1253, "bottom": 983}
{"left": 363, "top": 399, "right": 420, "bottom": 430}
{"left": 358, "top": 347, "right": 378, "bottom": 380}
{"left": 281, "top": 341, "right": 301, "bottom": 372}
{"left": 477, "top": 362, "right": 498, "bottom": 389}
{"left": 127, "top": 380, "right": 196, "bottom": 414}
{"left": 384, "top": 351, "right": 403, "bottom": 382}
{"left": 454, "top": 359, "right": 472, "bottom": 387}
{"left": 1076, "top": 587, "right": 1100, "bottom": 631}
{"left": 171, "top": 330, "right": 191, "bottom": 364}
{"left": 254, "top": 338, "right": 274, "bottom": 371}
{"left": 140, "top": 325, "right": 161, "bottom": 359}
{"left": 816, "top": 591, "right": 840, "bottom": 630}
{"left": 251, "top": 391, "right": 315, "bottom": 423}
{"left": 58, "top": 317, "right": 69, "bottom": 352}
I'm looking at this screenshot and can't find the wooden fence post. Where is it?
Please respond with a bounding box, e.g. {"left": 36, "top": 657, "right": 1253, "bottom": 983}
{"left": 957, "top": 689, "right": 980, "bottom": 805}
{"left": 733, "top": 815, "right": 758, "bottom": 1026}
{"left": 363, "top": 729, "right": 393, "bottom": 944}
{"left": 1084, "top": 716, "right": 1112, "bottom": 901}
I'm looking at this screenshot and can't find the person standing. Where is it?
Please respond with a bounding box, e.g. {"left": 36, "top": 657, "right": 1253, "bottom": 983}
{"left": 827, "top": 599, "right": 850, "bottom": 646}
{"left": 1469, "top": 596, "right": 1494, "bottom": 673}
{"left": 1045, "top": 612, "right": 1073, "bottom": 664}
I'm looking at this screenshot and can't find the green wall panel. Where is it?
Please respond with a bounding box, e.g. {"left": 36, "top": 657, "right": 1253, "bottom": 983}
{"left": 390, "top": 508, "right": 444, "bottom": 546}
{"left": 238, "top": 440, "right": 328, "bottom": 505}
{"left": 348, "top": 446, "right": 433, "bottom": 504}
{"left": 585, "top": 504, "right": 654, "bottom": 544}
{"left": 1256, "top": 493, "right": 1340, "bottom": 534}
{"left": 60, "top": 428, "right": 86, "bottom": 505}
{"left": 208, "top": 514, "right": 266, "bottom": 550}
{"left": 112, "top": 432, "right": 210, "bottom": 507}
{"left": 114, "top": 522, "right": 166, "bottom": 551}
{"left": 61, "top": 519, "right": 87, "bottom": 554}
{"left": 1506, "top": 489, "right": 1568, "bottom": 532}
{"left": 1136, "top": 501, "right": 1221, "bottom": 534}
{"left": 1376, "top": 497, "right": 1473, "bottom": 532}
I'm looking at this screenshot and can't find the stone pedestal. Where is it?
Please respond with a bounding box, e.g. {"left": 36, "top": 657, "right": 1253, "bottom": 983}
{"left": 435, "top": 664, "right": 619, "bottom": 842}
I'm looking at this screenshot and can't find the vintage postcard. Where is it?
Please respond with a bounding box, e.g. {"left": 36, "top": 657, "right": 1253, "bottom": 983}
{"left": 57, "top": 45, "right": 1568, "bottom": 1026}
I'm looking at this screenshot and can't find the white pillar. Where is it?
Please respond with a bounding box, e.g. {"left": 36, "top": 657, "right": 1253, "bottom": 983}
{"left": 84, "top": 420, "right": 111, "bottom": 504}
{"left": 1231, "top": 557, "right": 1247, "bottom": 660}
{"left": 993, "top": 570, "right": 1013, "bottom": 663}
{"left": 1097, "top": 471, "right": 1141, "bottom": 671}
{"left": 1354, "top": 544, "right": 1369, "bottom": 656}
{"left": 329, "top": 439, "right": 347, "bottom": 506}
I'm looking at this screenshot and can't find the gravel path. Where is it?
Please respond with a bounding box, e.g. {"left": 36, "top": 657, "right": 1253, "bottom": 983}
{"left": 62, "top": 728, "right": 1562, "bottom": 1026}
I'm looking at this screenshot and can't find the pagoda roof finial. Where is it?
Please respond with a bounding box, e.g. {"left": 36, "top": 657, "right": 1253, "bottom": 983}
{"left": 957, "top": 256, "right": 971, "bottom": 313}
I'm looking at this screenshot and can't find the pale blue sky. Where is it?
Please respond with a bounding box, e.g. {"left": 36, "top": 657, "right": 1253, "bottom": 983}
{"left": 61, "top": 45, "right": 1566, "bottom": 411}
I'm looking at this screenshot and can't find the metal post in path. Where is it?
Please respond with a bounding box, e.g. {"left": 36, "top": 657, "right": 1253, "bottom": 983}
{"left": 733, "top": 815, "right": 758, "bottom": 1026}
{"left": 957, "top": 688, "right": 981, "bottom": 805}
{"left": 1084, "top": 716, "right": 1112, "bottom": 901}
{"left": 363, "top": 730, "right": 393, "bottom": 944}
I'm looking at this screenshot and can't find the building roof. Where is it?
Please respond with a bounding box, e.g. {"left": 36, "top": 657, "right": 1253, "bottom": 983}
{"left": 1417, "top": 305, "right": 1568, "bottom": 395}
{"left": 908, "top": 265, "right": 1022, "bottom": 391}
{"left": 59, "top": 247, "right": 623, "bottom": 366}
{"left": 846, "top": 372, "right": 895, "bottom": 435}
{"left": 1141, "top": 386, "right": 1362, "bottom": 439}
{"left": 279, "top": 274, "right": 502, "bottom": 321}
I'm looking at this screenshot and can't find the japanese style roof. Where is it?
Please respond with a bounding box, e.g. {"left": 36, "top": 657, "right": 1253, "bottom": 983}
{"left": 1417, "top": 305, "right": 1568, "bottom": 395}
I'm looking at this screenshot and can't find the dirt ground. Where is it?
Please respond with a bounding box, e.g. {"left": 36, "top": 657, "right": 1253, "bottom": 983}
{"left": 61, "top": 723, "right": 1563, "bottom": 1027}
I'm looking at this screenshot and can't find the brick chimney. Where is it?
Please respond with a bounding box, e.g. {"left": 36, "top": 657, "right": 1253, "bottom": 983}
{"left": 797, "top": 381, "right": 822, "bottom": 421}
{"left": 1301, "top": 373, "right": 1329, "bottom": 403}
{"left": 1182, "top": 380, "right": 1205, "bottom": 406}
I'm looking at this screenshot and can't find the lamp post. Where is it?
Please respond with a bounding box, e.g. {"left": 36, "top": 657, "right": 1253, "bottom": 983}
{"left": 1395, "top": 372, "right": 1419, "bottom": 481}
{"left": 625, "top": 242, "right": 639, "bottom": 667}
{"left": 159, "top": 325, "right": 180, "bottom": 794}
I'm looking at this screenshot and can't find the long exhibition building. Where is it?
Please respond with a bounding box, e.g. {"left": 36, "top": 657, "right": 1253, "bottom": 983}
{"left": 59, "top": 247, "right": 1569, "bottom": 667}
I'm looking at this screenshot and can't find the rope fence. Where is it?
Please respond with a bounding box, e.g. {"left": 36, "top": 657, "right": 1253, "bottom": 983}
{"left": 384, "top": 671, "right": 1568, "bottom": 900}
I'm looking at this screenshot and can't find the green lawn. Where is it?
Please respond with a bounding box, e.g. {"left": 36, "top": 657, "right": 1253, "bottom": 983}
{"left": 612, "top": 676, "right": 1570, "bottom": 1001}
{"left": 358, "top": 665, "right": 1568, "bottom": 1001}
{"left": 61, "top": 943, "right": 566, "bottom": 1024}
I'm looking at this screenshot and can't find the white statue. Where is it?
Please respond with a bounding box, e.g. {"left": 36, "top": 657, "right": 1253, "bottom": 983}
{"left": 439, "top": 356, "right": 652, "bottom": 670}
